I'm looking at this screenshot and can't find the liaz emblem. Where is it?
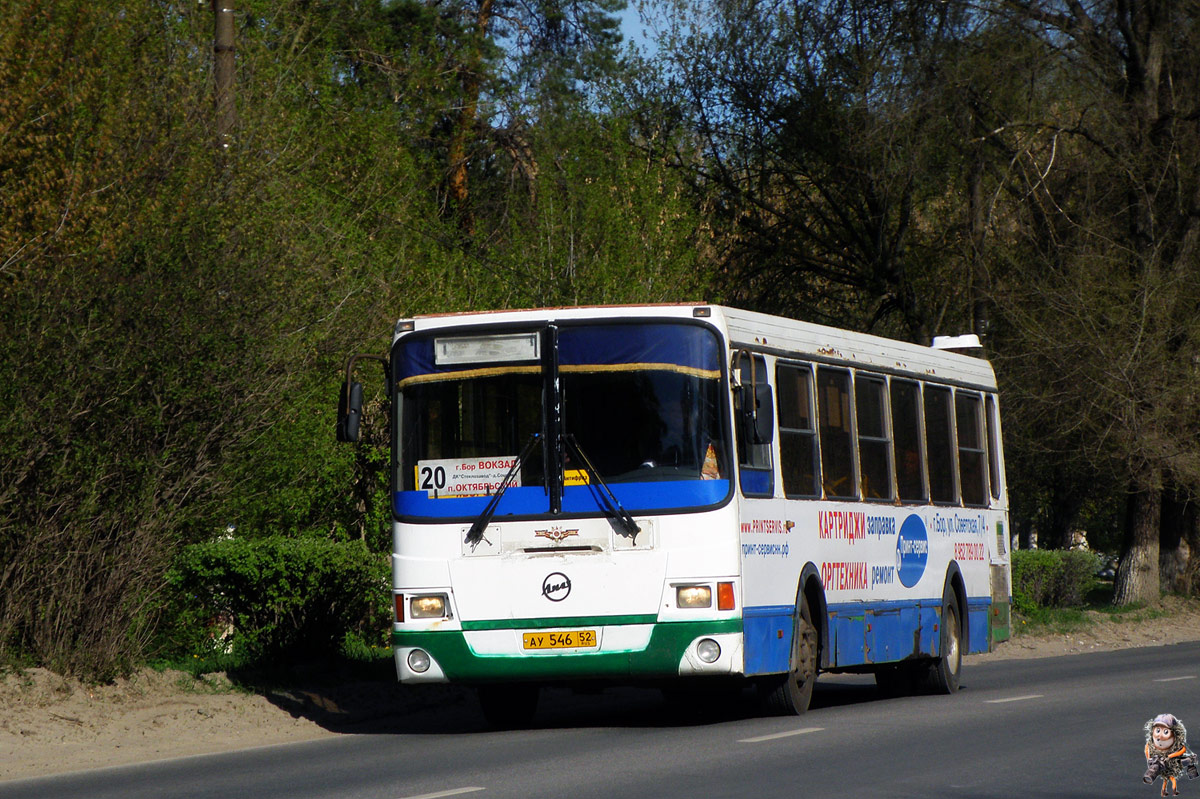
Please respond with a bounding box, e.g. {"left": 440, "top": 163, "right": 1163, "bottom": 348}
{"left": 541, "top": 572, "right": 571, "bottom": 602}
{"left": 534, "top": 526, "right": 579, "bottom": 544}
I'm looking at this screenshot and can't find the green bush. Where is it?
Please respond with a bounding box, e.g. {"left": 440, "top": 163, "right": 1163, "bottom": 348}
{"left": 1011, "top": 549, "right": 1103, "bottom": 613}
{"left": 166, "top": 536, "right": 390, "bottom": 665}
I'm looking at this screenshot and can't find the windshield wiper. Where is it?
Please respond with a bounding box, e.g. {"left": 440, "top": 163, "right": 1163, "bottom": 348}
{"left": 562, "top": 434, "right": 641, "bottom": 541}
{"left": 465, "top": 433, "right": 540, "bottom": 549}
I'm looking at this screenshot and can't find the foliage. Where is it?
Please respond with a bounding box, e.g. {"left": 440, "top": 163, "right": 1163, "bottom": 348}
{"left": 646, "top": 0, "right": 983, "bottom": 341}
{"left": 0, "top": 0, "right": 694, "bottom": 679}
{"left": 472, "top": 110, "right": 714, "bottom": 307}
{"left": 0, "top": 0, "right": 238, "bottom": 680}
{"left": 1010, "top": 549, "right": 1104, "bottom": 614}
{"left": 5, "top": 0, "right": 1200, "bottom": 678}
{"left": 974, "top": 0, "right": 1200, "bottom": 604}
{"left": 166, "top": 536, "right": 390, "bottom": 664}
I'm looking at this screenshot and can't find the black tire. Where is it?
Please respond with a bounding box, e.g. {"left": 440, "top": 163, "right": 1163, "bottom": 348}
{"left": 927, "top": 589, "right": 962, "bottom": 694}
{"left": 761, "top": 591, "right": 819, "bottom": 715}
{"left": 478, "top": 684, "right": 539, "bottom": 729}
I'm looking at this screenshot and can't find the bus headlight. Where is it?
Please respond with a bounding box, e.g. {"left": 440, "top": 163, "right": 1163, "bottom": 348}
{"left": 410, "top": 594, "right": 449, "bottom": 619}
{"left": 407, "top": 649, "right": 432, "bottom": 673}
{"left": 676, "top": 585, "right": 712, "bottom": 608}
{"left": 696, "top": 638, "right": 721, "bottom": 663}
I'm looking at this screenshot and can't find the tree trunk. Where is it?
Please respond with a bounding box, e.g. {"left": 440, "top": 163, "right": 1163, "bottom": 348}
{"left": 212, "top": 1, "right": 235, "bottom": 151}
{"left": 1113, "top": 480, "right": 1162, "bottom": 605}
{"left": 1160, "top": 489, "right": 1199, "bottom": 596}
{"left": 1016, "top": 516, "right": 1034, "bottom": 550}
{"left": 446, "top": 0, "right": 494, "bottom": 230}
{"left": 1159, "top": 488, "right": 1190, "bottom": 594}
{"left": 1187, "top": 505, "right": 1200, "bottom": 597}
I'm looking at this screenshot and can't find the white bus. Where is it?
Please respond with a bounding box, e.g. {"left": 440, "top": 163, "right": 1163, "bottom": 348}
{"left": 337, "top": 304, "right": 1011, "bottom": 725}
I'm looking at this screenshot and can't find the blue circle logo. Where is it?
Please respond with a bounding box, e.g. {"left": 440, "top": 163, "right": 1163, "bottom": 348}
{"left": 896, "top": 515, "right": 929, "bottom": 588}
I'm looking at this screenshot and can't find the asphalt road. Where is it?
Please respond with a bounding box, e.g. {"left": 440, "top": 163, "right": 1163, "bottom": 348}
{"left": 4, "top": 642, "right": 1199, "bottom": 799}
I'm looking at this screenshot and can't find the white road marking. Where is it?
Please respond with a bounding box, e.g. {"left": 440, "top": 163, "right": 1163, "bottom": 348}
{"left": 399, "top": 788, "right": 485, "bottom": 799}
{"left": 984, "top": 694, "right": 1043, "bottom": 704}
{"left": 1153, "top": 675, "right": 1197, "bottom": 682}
{"left": 739, "top": 726, "right": 824, "bottom": 743}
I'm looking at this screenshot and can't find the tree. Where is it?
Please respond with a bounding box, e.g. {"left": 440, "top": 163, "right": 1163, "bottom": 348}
{"left": 406, "top": 0, "right": 626, "bottom": 226}
{"left": 644, "top": 0, "right": 988, "bottom": 341}
{"left": 978, "top": 0, "right": 1200, "bottom": 604}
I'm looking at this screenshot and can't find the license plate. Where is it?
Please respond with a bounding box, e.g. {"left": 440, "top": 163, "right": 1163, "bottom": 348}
{"left": 521, "top": 629, "right": 597, "bottom": 650}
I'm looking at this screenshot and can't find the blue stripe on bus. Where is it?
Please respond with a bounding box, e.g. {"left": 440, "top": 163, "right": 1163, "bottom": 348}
{"left": 562, "top": 479, "right": 730, "bottom": 513}
{"left": 743, "top": 597, "right": 994, "bottom": 675}
{"left": 394, "top": 479, "right": 731, "bottom": 518}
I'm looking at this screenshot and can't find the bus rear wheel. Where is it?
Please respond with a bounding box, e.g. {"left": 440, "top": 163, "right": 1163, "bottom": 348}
{"left": 761, "top": 593, "right": 818, "bottom": 715}
{"left": 478, "top": 684, "right": 539, "bottom": 729}
{"left": 927, "top": 590, "right": 962, "bottom": 694}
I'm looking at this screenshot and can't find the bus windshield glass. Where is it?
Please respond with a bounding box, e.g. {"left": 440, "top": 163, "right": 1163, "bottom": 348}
{"left": 394, "top": 322, "right": 730, "bottom": 520}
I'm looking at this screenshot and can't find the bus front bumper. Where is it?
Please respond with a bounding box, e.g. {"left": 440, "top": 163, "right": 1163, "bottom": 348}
{"left": 393, "top": 620, "right": 743, "bottom": 683}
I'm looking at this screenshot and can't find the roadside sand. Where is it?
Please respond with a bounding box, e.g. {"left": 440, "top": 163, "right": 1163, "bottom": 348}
{"left": 4, "top": 595, "right": 1199, "bottom": 782}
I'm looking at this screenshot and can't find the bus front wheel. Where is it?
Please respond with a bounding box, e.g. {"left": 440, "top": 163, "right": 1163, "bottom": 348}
{"left": 761, "top": 592, "right": 818, "bottom": 715}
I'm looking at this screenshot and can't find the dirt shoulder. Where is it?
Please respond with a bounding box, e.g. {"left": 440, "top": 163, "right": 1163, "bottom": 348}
{"left": 4, "top": 595, "right": 1200, "bottom": 783}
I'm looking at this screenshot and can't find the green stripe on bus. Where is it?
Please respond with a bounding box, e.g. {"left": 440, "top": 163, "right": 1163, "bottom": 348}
{"left": 460, "top": 614, "right": 658, "bottom": 631}
{"left": 392, "top": 619, "right": 741, "bottom": 682}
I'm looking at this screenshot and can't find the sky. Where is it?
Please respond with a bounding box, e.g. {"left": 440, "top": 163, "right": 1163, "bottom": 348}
{"left": 619, "top": 3, "right": 656, "bottom": 52}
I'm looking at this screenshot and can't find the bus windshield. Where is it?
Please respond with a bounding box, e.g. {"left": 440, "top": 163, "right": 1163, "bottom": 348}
{"left": 394, "top": 322, "right": 731, "bottom": 520}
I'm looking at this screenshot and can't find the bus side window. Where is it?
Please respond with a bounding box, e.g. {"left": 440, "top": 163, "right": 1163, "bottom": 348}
{"left": 986, "top": 394, "right": 1002, "bottom": 501}
{"left": 891, "top": 379, "right": 926, "bottom": 502}
{"left": 924, "top": 385, "right": 957, "bottom": 503}
{"left": 855, "top": 374, "right": 892, "bottom": 500}
{"left": 777, "top": 362, "right": 819, "bottom": 497}
{"left": 735, "top": 353, "right": 774, "bottom": 497}
{"left": 956, "top": 392, "right": 988, "bottom": 507}
{"left": 817, "top": 366, "right": 856, "bottom": 499}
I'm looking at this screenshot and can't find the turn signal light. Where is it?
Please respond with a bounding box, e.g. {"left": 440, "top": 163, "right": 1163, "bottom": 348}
{"left": 717, "top": 582, "right": 735, "bottom": 610}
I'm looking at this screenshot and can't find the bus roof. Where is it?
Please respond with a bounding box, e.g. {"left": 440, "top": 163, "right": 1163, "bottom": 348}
{"left": 717, "top": 306, "right": 997, "bottom": 391}
{"left": 395, "top": 304, "right": 997, "bottom": 391}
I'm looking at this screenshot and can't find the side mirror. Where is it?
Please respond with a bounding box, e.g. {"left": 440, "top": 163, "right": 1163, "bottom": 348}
{"left": 751, "top": 381, "right": 774, "bottom": 444}
{"left": 735, "top": 382, "right": 775, "bottom": 446}
{"left": 336, "top": 381, "right": 364, "bottom": 443}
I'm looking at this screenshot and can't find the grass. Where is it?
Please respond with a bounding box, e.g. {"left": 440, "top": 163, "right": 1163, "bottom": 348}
{"left": 1012, "top": 580, "right": 1194, "bottom": 637}
{"left": 171, "top": 670, "right": 244, "bottom": 695}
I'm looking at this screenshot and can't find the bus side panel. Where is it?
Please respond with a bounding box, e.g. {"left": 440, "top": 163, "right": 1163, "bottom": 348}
{"left": 738, "top": 496, "right": 804, "bottom": 677}
{"left": 829, "top": 601, "right": 942, "bottom": 667}
{"left": 742, "top": 605, "right": 793, "bottom": 674}
{"left": 967, "top": 597, "right": 991, "bottom": 654}
{"left": 868, "top": 606, "right": 919, "bottom": 662}
{"left": 832, "top": 611, "right": 866, "bottom": 666}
